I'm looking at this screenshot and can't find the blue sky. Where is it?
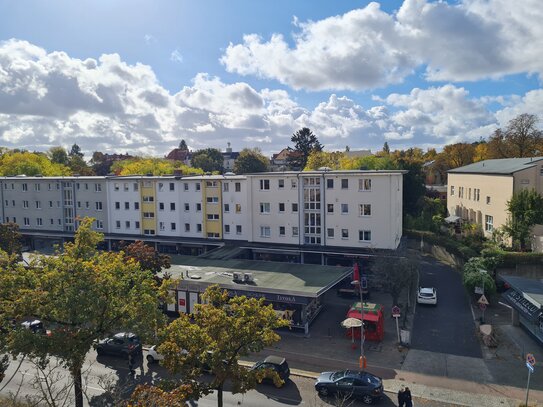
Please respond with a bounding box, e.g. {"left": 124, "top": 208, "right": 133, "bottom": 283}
{"left": 0, "top": 0, "right": 542, "bottom": 157}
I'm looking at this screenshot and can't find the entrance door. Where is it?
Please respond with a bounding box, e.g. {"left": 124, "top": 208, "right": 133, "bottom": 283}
{"left": 189, "top": 292, "right": 199, "bottom": 314}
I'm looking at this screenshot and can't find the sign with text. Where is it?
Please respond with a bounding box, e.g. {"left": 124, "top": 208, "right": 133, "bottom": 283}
{"left": 392, "top": 305, "right": 401, "bottom": 317}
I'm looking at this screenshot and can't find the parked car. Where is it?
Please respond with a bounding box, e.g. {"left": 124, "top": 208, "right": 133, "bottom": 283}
{"left": 21, "top": 319, "right": 47, "bottom": 335}
{"left": 315, "top": 370, "right": 383, "bottom": 405}
{"left": 146, "top": 345, "right": 165, "bottom": 363}
{"left": 417, "top": 287, "right": 437, "bottom": 305}
{"left": 251, "top": 356, "right": 290, "bottom": 387}
{"left": 94, "top": 332, "right": 142, "bottom": 358}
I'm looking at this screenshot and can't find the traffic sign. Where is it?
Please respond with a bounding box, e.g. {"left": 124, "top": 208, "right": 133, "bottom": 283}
{"left": 526, "top": 362, "right": 534, "bottom": 373}
{"left": 479, "top": 303, "right": 487, "bottom": 311}
{"left": 526, "top": 353, "right": 536, "bottom": 366}
{"left": 478, "top": 294, "right": 489, "bottom": 305}
{"left": 392, "top": 305, "right": 401, "bottom": 317}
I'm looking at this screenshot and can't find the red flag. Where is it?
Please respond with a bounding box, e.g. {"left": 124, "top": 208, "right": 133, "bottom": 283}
{"left": 353, "top": 262, "right": 360, "bottom": 283}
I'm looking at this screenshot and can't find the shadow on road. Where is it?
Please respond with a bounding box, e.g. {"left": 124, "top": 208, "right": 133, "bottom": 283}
{"left": 253, "top": 379, "right": 303, "bottom": 405}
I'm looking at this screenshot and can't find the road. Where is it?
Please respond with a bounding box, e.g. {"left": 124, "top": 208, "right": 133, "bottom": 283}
{"left": 410, "top": 256, "right": 481, "bottom": 358}
{"left": 0, "top": 351, "right": 460, "bottom": 406}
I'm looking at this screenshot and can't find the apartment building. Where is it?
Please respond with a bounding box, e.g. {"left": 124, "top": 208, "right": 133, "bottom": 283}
{"left": 447, "top": 157, "right": 543, "bottom": 242}
{"left": 0, "top": 169, "right": 405, "bottom": 257}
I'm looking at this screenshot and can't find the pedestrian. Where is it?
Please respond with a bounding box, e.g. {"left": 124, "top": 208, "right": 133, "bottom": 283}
{"left": 404, "top": 386, "right": 413, "bottom": 407}
{"left": 397, "top": 386, "right": 405, "bottom": 407}
{"left": 128, "top": 352, "right": 136, "bottom": 377}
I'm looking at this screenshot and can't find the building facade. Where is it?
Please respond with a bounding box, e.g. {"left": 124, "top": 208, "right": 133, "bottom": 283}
{"left": 0, "top": 170, "right": 405, "bottom": 256}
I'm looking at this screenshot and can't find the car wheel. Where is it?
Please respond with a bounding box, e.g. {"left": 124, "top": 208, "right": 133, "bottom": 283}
{"left": 361, "top": 395, "right": 374, "bottom": 405}
{"left": 146, "top": 355, "right": 155, "bottom": 364}
{"left": 317, "top": 387, "right": 329, "bottom": 397}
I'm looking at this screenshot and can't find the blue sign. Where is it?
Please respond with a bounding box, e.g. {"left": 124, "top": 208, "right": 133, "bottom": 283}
{"left": 526, "top": 362, "right": 534, "bottom": 373}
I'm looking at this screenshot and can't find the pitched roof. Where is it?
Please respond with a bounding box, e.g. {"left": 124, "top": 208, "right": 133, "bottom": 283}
{"left": 448, "top": 157, "right": 543, "bottom": 175}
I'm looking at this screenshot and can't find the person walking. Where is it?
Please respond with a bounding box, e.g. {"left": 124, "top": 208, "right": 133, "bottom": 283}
{"left": 128, "top": 352, "right": 136, "bottom": 377}
{"left": 397, "top": 386, "right": 405, "bottom": 407}
{"left": 404, "top": 387, "right": 413, "bottom": 407}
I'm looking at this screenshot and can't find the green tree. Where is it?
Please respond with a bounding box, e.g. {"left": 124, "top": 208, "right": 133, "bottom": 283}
{"left": 158, "top": 285, "right": 288, "bottom": 407}
{"left": 47, "top": 147, "right": 69, "bottom": 165}
{"left": 304, "top": 151, "right": 345, "bottom": 170}
{"left": 372, "top": 257, "right": 418, "bottom": 307}
{"left": 382, "top": 142, "right": 390, "bottom": 155}
{"left": 111, "top": 157, "right": 203, "bottom": 176}
{"left": 69, "top": 143, "right": 84, "bottom": 158}
{"left": 179, "top": 139, "right": 188, "bottom": 150}
{"left": 462, "top": 257, "right": 496, "bottom": 296}
{"left": 288, "top": 128, "right": 323, "bottom": 170}
{"left": 0, "top": 218, "right": 169, "bottom": 407}
{"left": 503, "top": 189, "right": 543, "bottom": 251}
{"left": 0, "top": 222, "right": 23, "bottom": 261}
{"left": 0, "top": 151, "right": 70, "bottom": 176}
{"left": 120, "top": 240, "right": 171, "bottom": 275}
{"left": 191, "top": 148, "right": 224, "bottom": 173}
{"left": 233, "top": 148, "right": 269, "bottom": 174}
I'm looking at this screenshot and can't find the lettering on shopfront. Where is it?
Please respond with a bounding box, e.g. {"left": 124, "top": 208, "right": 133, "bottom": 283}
{"left": 276, "top": 295, "right": 296, "bottom": 303}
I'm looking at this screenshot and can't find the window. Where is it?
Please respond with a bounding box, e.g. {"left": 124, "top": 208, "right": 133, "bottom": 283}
{"left": 486, "top": 196, "right": 491, "bottom": 204}
{"left": 159, "top": 202, "right": 165, "bottom": 211}
{"left": 184, "top": 183, "right": 189, "bottom": 191}
{"left": 236, "top": 225, "right": 242, "bottom": 234}
{"left": 36, "top": 218, "right": 43, "bottom": 226}
{"left": 223, "top": 183, "right": 229, "bottom": 192}
{"left": 341, "top": 204, "right": 349, "bottom": 214}
{"left": 196, "top": 203, "right": 202, "bottom": 211}
{"left": 115, "top": 221, "right": 121, "bottom": 229}
{"left": 134, "top": 202, "right": 140, "bottom": 210}
{"left": 125, "top": 221, "right": 130, "bottom": 229}
{"left": 459, "top": 187, "right": 464, "bottom": 198}
{"left": 22, "top": 183, "right": 28, "bottom": 192}
{"left": 23, "top": 217, "right": 30, "bottom": 226}
{"left": 206, "top": 197, "right": 219, "bottom": 203}
{"left": 327, "top": 228, "right": 334, "bottom": 238}
{"left": 260, "top": 226, "right": 271, "bottom": 237}
{"left": 468, "top": 188, "right": 471, "bottom": 200}
{"left": 450, "top": 186, "right": 455, "bottom": 196}
{"left": 196, "top": 183, "right": 201, "bottom": 191}
{"left": 143, "top": 212, "right": 155, "bottom": 219}
{"left": 115, "top": 202, "right": 120, "bottom": 210}
{"left": 171, "top": 222, "right": 176, "bottom": 231}
{"left": 359, "top": 204, "right": 371, "bottom": 216}
{"left": 50, "top": 218, "right": 54, "bottom": 225}
{"left": 197, "top": 224, "right": 202, "bottom": 232}
{"left": 327, "top": 203, "right": 334, "bottom": 213}
{"left": 207, "top": 214, "right": 219, "bottom": 220}
{"left": 96, "top": 220, "right": 103, "bottom": 230}
{"left": 85, "top": 201, "right": 90, "bottom": 209}
{"left": 184, "top": 203, "right": 190, "bottom": 211}
{"left": 260, "top": 203, "right": 270, "bottom": 213}
{"left": 143, "top": 229, "right": 155, "bottom": 236}
{"left": 260, "top": 179, "right": 270, "bottom": 190}
{"left": 341, "top": 229, "right": 349, "bottom": 239}
{"left": 159, "top": 222, "right": 165, "bottom": 231}
{"left": 114, "top": 183, "right": 119, "bottom": 191}
{"left": 207, "top": 232, "right": 220, "bottom": 238}
{"left": 143, "top": 196, "right": 154, "bottom": 202}
{"left": 124, "top": 183, "right": 129, "bottom": 191}
{"left": 135, "top": 221, "right": 140, "bottom": 229}
{"left": 474, "top": 189, "right": 480, "bottom": 201}
{"left": 235, "top": 204, "right": 241, "bottom": 213}
{"left": 36, "top": 201, "right": 41, "bottom": 209}
{"left": 279, "top": 203, "right": 285, "bottom": 212}
{"left": 77, "top": 201, "right": 81, "bottom": 208}
{"left": 85, "top": 183, "right": 89, "bottom": 190}
{"left": 235, "top": 182, "right": 241, "bottom": 192}
{"left": 279, "top": 226, "right": 285, "bottom": 236}
{"left": 341, "top": 179, "right": 348, "bottom": 189}
{"left": 23, "top": 200, "right": 29, "bottom": 208}
{"left": 485, "top": 215, "right": 494, "bottom": 232}
{"left": 206, "top": 181, "right": 218, "bottom": 187}
{"left": 34, "top": 183, "right": 40, "bottom": 191}
{"left": 124, "top": 202, "right": 130, "bottom": 210}
{"left": 169, "top": 182, "right": 175, "bottom": 191}
{"left": 224, "top": 203, "right": 230, "bottom": 212}
{"left": 133, "top": 183, "right": 138, "bottom": 191}
{"left": 359, "top": 230, "right": 371, "bottom": 241}
{"left": 292, "top": 226, "right": 299, "bottom": 237}
{"left": 327, "top": 179, "right": 334, "bottom": 189}
{"left": 278, "top": 179, "right": 284, "bottom": 189}
{"left": 292, "top": 203, "right": 298, "bottom": 212}
{"left": 224, "top": 225, "right": 230, "bottom": 234}
{"left": 158, "top": 183, "right": 164, "bottom": 192}
{"left": 95, "top": 202, "right": 103, "bottom": 211}
{"left": 291, "top": 179, "right": 297, "bottom": 188}
{"left": 48, "top": 183, "right": 52, "bottom": 191}
{"left": 359, "top": 179, "right": 371, "bottom": 191}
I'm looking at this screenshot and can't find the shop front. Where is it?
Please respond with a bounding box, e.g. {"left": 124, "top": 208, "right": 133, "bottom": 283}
{"left": 345, "top": 302, "right": 384, "bottom": 342}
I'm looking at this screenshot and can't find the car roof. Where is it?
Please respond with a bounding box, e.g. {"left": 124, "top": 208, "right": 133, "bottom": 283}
{"left": 419, "top": 287, "right": 435, "bottom": 294}
{"left": 263, "top": 355, "right": 286, "bottom": 365}
{"left": 113, "top": 332, "right": 138, "bottom": 339}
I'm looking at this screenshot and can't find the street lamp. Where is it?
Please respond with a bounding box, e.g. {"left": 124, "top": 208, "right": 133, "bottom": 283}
{"left": 351, "top": 263, "right": 366, "bottom": 370}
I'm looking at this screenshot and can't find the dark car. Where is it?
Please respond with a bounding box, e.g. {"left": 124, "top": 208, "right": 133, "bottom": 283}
{"left": 94, "top": 332, "right": 142, "bottom": 358}
{"left": 251, "top": 356, "right": 290, "bottom": 387}
{"left": 315, "top": 370, "right": 383, "bottom": 404}
{"left": 21, "top": 319, "right": 47, "bottom": 335}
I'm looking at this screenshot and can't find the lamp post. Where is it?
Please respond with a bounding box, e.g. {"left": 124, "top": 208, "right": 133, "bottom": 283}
{"left": 351, "top": 262, "right": 366, "bottom": 370}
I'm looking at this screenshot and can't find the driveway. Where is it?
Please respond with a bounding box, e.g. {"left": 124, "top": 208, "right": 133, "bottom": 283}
{"left": 410, "top": 256, "right": 482, "bottom": 358}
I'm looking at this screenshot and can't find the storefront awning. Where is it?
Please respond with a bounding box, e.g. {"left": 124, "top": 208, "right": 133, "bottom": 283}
{"left": 444, "top": 215, "right": 460, "bottom": 223}
{"left": 503, "top": 289, "right": 542, "bottom": 323}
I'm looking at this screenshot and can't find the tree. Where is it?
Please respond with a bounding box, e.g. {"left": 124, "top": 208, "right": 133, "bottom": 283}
{"left": 179, "top": 139, "right": 188, "bottom": 151}
{"left": 304, "top": 151, "right": 345, "bottom": 170}
{"left": 486, "top": 114, "right": 543, "bottom": 158}
{"left": 382, "top": 142, "right": 390, "bottom": 155}
{"left": 191, "top": 148, "right": 224, "bottom": 173}
{"left": 47, "top": 147, "right": 69, "bottom": 165}
{"left": 288, "top": 128, "right": 323, "bottom": 170}
{"left": 0, "top": 218, "right": 169, "bottom": 407}
{"left": 69, "top": 143, "right": 84, "bottom": 158}
{"left": 0, "top": 222, "right": 23, "bottom": 261}
{"left": 0, "top": 151, "right": 70, "bottom": 176}
{"left": 372, "top": 257, "right": 418, "bottom": 306}
{"left": 158, "top": 285, "right": 288, "bottom": 407}
{"left": 233, "top": 148, "right": 269, "bottom": 174}
{"left": 111, "top": 157, "right": 203, "bottom": 176}
{"left": 120, "top": 240, "right": 171, "bottom": 275}
{"left": 462, "top": 257, "right": 496, "bottom": 296}
{"left": 503, "top": 189, "right": 543, "bottom": 251}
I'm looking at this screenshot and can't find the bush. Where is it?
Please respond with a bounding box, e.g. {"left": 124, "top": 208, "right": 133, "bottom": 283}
{"left": 404, "top": 229, "right": 479, "bottom": 260}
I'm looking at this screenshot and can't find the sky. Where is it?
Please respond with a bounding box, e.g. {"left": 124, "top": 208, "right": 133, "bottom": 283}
{"left": 0, "top": 0, "right": 542, "bottom": 158}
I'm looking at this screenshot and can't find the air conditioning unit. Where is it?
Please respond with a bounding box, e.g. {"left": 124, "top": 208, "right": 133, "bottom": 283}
{"left": 233, "top": 272, "right": 242, "bottom": 282}
{"left": 243, "top": 273, "right": 254, "bottom": 283}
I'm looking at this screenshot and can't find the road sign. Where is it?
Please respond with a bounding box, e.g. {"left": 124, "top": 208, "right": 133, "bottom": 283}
{"left": 526, "top": 353, "right": 536, "bottom": 366}
{"left": 479, "top": 303, "right": 487, "bottom": 311}
{"left": 526, "top": 362, "right": 535, "bottom": 373}
{"left": 478, "top": 294, "right": 489, "bottom": 305}
{"left": 392, "top": 305, "right": 401, "bottom": 317}
{"left": 475, "top": 286, "right": 484, "bottom": 295}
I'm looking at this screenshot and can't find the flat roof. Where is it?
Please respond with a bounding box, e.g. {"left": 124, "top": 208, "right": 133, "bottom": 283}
{"left": 501, "top": 275, "right": 543, "bottom": 307}
{"left": 164, "top": 255, "right": 352, "bottom": 298}
{"left": 448, "top": 157, "right": 543, "bottom": 175}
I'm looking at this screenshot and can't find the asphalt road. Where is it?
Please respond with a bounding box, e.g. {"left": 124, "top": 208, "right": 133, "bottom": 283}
{"left": 0, "top": 351, "right": 460, "bottom": 406}
{"left": 410, "top": 256, "right": 482, "bottom": 358}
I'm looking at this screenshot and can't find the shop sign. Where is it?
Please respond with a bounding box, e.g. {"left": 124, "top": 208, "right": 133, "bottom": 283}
{"left": 504, "top": 290, "right": 541, "bottom": 321}
{"left": 225, "top": 289, "right": 309, "bottom": 304}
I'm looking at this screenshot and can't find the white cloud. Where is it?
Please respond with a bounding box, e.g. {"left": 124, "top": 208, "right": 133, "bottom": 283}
{"left": 170, "top": 49, "right": 183, "bottom": 63}
{"left": 144, "top": 34, "right": 156, "bottom": 44}
{"left": 221, "top": 0, "right": 543, "bottom": 91}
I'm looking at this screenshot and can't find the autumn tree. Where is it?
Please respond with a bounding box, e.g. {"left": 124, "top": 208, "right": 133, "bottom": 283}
{"left": 503, "top": 189, "right": 543, "bottom": 251}
{"left": 191, "top": 148, "right": 224, "bottom": 173}
{"left": 47, "top": 147, "right": 69, "bottom": 166}
{"left": 486, "top": 114, "right": 543, "bottom": 158}
{"left": 0, "top": 222, "right": 23, "bottom": 261}
{"left": 158, "top": 285, "right": 288, "bottom": 407}
{"left": 372, "top": 257, "right": 418, "bottom": 306}
{"left": 233, "top": 148, "right": 269, "bottom": 174}
{"left": 304, "top": 151, "right": 345, "bottom": 170}
{"left": 120, "top": 240, "right": 171, "bottom": 275}
{"left": 0, "top": 151, "right": 70, "bottom": 176}
{"left": 0, "top": 218, "right": 169, "bottom": 407}
{"left": 288, "top": 128, "right": 323, "bottom": 170}
{"left": 111, "top": 157, "right": 203, "bottom": 176}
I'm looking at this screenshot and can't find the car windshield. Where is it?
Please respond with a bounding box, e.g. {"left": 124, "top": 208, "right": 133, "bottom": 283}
{"left": 420, "top": 292, "right": 435, "bottom": 297}
{"left": 331, "top": 371, "right": 346, "bottom": 381}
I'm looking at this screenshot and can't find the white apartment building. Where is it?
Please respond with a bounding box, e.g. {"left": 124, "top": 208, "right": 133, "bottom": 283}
{"left": 0, "top": 170, "right": 405, "bottom": 257}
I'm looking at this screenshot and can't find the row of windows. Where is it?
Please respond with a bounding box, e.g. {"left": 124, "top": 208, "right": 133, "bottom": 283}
{"left": 6, "top": 199, "right": 104, "bottom": 211}
{"left": 3, "top": 216, "right": 105, "bottom": 229}
{"left": 258, "top": 225, "right": 372, "bottom": 241}
{"left": 258, "top": 178, "right": 372, "bottom": 191}
{"left": 258, "top": 202, "right": 371, "bottom": 216}
{"left": 3, "top": 182, "right": 103, "bottom": 192}
{"left": 451, "top": 186, "right": 489, "bottom": 203}
{"left": 116, "top": 220, "right": 207, "bottom": 234}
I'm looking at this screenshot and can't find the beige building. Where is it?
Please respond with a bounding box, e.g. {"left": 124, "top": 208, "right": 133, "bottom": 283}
{"left": 447, "top": 157, "right": 543, "bottom": 250}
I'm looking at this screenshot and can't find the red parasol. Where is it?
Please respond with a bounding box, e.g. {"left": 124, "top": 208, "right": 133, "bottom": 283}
{"left": 353, "top": 262, "right": 360, "bottom": 283}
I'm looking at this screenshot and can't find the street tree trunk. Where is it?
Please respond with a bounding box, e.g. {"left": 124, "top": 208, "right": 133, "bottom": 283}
{"left": 72, "top": 366, "right": 83, "bottom": 407}
{"left": 217, "top": 383, "right": 223, "bottom": 407}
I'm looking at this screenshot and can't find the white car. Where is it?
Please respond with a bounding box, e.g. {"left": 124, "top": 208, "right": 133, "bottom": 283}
{"left": 417, "top": 287, "right": 437, "bottom": 305}
{"left": 146, "top": 345, "right": 165, "bottom": 363}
